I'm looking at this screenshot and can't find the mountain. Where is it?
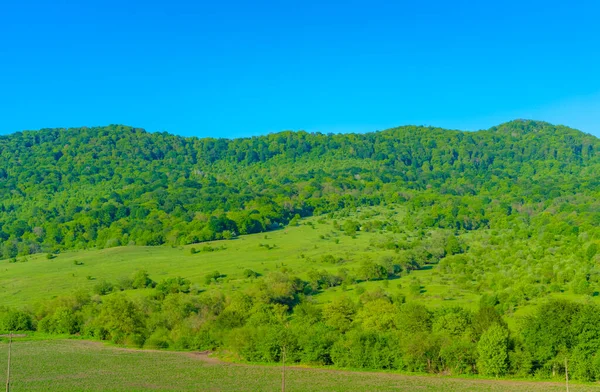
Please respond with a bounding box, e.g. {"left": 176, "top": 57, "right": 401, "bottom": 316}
{"left": 0, "top": 119, "right": 598, "bottom": 257}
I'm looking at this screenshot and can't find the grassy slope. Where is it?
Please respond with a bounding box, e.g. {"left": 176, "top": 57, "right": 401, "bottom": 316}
{"left": 1, "top": 208, "right": 597, "bottom": 329}
{"left": 1, "top": 339, "right": 597, "bottom": 392}
{"left": 0, "top": 208, "right": 482, "bottom": 309}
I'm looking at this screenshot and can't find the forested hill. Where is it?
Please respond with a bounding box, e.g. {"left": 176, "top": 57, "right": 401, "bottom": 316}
{"left": 0, "top": 119, "right": 598, "bottom": 257}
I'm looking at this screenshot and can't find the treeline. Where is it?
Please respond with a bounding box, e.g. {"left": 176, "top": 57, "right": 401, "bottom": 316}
{"left": 0, "top": 120, "right": 599, "bottom": 257}
{"left": 2, "top": 270, "right": 600, "bottom": 381}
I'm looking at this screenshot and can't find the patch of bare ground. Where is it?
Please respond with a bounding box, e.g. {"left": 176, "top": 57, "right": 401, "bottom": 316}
{"left": 68, "top": 340, "right": 224, "bottom": 364}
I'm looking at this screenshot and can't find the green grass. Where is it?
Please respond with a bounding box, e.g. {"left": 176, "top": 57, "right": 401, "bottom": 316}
{"left": 1, "top": 339, "right": 598, "bottom": 392}
{"left": 1, "top": 207, "right": 597, "bottom": 325}
{"left": 0, "top": 209, "right": 479, "bottom": 309}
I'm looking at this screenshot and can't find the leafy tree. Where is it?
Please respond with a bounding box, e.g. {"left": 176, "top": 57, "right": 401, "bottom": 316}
{"left": 155, "top": 277, "right": 191, "bottom": 298}
{"left": 358, "top": 260, "right": 387, "bottom": 281}
{"left": 95, "top": 295, "right": 146, "bottom": 343}
{"left": 322, "top": 296, "right": 356, "bottom": 332}
{"left": 477, "top": 323, "right": 509, "bottom": 377}
{"left": 0, "top": 308, "right": 33, "bottom": 331}
{"left": 131, "top": 270, "right": 155, "bottom": 289}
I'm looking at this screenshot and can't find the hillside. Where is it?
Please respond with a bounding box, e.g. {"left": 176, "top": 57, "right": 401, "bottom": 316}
{"left": 0, "top": 119, "right": 598, "bottom": 257}
{"left": 3, "top": 120, "right": 600, "bottom": 384}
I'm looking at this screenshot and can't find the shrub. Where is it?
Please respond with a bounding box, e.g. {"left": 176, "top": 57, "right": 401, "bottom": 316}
{"left": 243, "top": 269, "right": 259, "bottom": 278}
{"left": 0, "top": 308, "right": 34, "bottom": 332}
{"left": 131, "top": 270, "right": 155, "bottom": 289}
{"left": 93, "top": 280, "right": 114, "bottom": 296}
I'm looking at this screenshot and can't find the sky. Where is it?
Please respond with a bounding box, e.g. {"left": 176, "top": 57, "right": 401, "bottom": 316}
{"left": 1, "top": 0, "right": 599, "bottom": 138}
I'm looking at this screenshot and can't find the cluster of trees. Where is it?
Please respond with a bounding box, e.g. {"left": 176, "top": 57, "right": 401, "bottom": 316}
{"left": 324, "top": 196, "right": 600, "bottom": 315}
{"left": 0, "top": 120, "right": 598, "bottom": 257}
{"left": 2, "top": 271, "right": 600, "bottom": 381}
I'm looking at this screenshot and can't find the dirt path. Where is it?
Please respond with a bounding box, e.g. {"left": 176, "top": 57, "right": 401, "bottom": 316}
{"left": 71, "top": 339, "right": 224, "bottom": 364}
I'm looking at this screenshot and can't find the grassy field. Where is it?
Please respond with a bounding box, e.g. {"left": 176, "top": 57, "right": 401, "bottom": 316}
{"left": 0, "top": 208, "right": 481, "bottom": 310}
{"left": 2, "top": 207, "right": 597, "bottom": 332}
{"left": 0, "top": 339, "right": 597, "bottom": 392}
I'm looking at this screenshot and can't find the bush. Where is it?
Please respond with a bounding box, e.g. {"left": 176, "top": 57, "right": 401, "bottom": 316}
{"left": 358, "top": 260, "right": 387, "bottom": 281}
{"left": 331, "top": 330, "right": 402, "bottom": 369}
{"left": 131, "top": 270, "right": 155, "bottom": 289}
{"left": 243, "top": 269, "right": 259, "bottom": 278}
{"left": 116, "top": 276, "right": 134, "bottom": 291}
{"left": 156, "top": 277, "right": 191, "bottom": 297}
{"left": 144, "top": 328, "right": 170, "bottom": 349}
{"left": 93, "top": 280, "right": 114, "bottom": 296}
{"left": 38, "top": 307, "right": 81, "bottom": 334}
{"left": 204, "top": 271, "right": 222, "bottom": 285}
{"left": 0, "top": 308, "right": 33, "bottom": 332}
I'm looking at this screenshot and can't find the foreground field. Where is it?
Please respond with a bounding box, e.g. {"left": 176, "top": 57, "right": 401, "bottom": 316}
{"left": 0, "top": 339, "right": 596, "bottom": 392}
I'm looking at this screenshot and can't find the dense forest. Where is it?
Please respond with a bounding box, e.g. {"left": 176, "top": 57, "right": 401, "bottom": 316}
{"left": 0, "top": 119, "right": 598, "bottom": 257}
{"left": 2, "top": 119, "right": 600, "bottom": 381}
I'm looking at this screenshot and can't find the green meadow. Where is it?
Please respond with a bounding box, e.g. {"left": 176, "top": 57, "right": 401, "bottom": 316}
{"left": 0, "top": 209, "right": 477, "bottom": 308}
{"left": 1, "top": 207, "right": 596, "bottom": 330}
{"left": 1, "top": 339, "right": 597, "bottom": 392}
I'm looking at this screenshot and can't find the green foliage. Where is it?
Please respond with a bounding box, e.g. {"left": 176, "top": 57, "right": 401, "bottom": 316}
{"left": 38, "top": 307, "right": 81, "bottom": 334}
{"left": 477, "top": 323, "right": 509, "bottom": 377}
{"left": 204, "top": 271, "right": 222, "bottom": 285}
{"left": 397, "top": 302, "right": 431, "bottom": 335}
{"left": 357, "top": 260, "right": 387, "bottom": 281}
{"left": 93, "top": 280, "right": 114, "bottom": 295}
{"left": 131, "top": 269, "right": 154, "bottom": 289}
{"left": 0, "top": 307, "right": 33, "bottom": 331}
{"left": 1, "top": 120, "right": 597, "bottom": 261}
{"left": 243, "top": 269, "right": 259, "bottom": 278}
{"left": 155, "top": 277, "right": 191, "bottom": 298}
{"left": 342, "top": 220, "right": 360, "bottom": 237}
{"left": 331, "top": 329, "right": 401, "bottom": 369}
{"left": 322, "top": 296, "right": 356, "bottom": 332}
{"left": 4, "top": 120, "right": 600, "bottom": 383}
{"left": 93, "top": 295, "right": 146, "bottom": 343}
{"left": 445, "top": 235, "right": 462, "bottom": 256}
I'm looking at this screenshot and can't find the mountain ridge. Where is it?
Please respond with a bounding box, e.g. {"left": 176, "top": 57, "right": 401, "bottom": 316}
{"left": 4, "top": 118, "right": 597, "bottom": 141}
{"left": 0, "top": 119, "right": 598, "bottom": 258}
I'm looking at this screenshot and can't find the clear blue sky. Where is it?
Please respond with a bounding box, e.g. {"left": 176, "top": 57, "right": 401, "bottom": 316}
{"left": 1, "top": 0, "right": 599, "bottom": 138}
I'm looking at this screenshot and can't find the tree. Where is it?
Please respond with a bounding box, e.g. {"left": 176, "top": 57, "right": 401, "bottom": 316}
{"left": 95, "top": 295, "right": 146, "bottom": 342}
{"left": 322, "top": 296, "right": 356, "bottom": 332}
{"left": 358, "top": 260, "right": 387, "bottom": 281}
{"left": 445, "top": 234, "right": 462, "bottom": 256}
{"left": 131, "top": 270, "right": 154, "bottom": 289}
{"left": 477, "top": 323, "right": 509, "bottom": 376}
{"left": 342, "top": 220, "right": 360, "bottom": 236}
{"left": 205, "top": 271, "right": 222, "bottom": 285}
{"left": 0, "top": 308, "right": 33, "bottom": 331}
{"left": 397, "top": 302, "right": 431, "bottom": 335}
{"left": 586, "top": 243, "right": 598, "bottom": 261}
